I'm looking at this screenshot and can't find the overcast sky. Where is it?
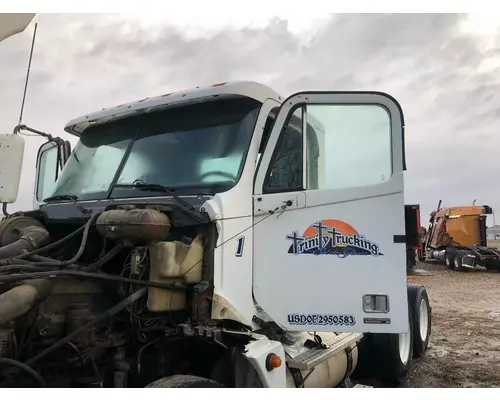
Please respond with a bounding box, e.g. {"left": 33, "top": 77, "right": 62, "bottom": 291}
{"left": 1, "top": 13, "right": 499, "bottom": 225}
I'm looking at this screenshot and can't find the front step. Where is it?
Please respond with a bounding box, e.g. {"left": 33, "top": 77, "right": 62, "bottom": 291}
{"left": 286, "top": 332, "right": 363, "bottom": 370}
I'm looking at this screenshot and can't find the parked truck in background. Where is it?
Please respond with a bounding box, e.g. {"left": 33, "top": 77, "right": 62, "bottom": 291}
{"left": 422, "top": 200, "right": 500, "bottom": 271}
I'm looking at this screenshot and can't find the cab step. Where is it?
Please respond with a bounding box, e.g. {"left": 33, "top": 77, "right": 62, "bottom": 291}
{"left": 286, "top": 332, "right": 363, "bottom": 370}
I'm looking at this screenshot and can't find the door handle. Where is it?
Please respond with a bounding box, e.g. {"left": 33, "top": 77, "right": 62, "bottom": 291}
{"left": 254, "top": 193, "right": 306, "bottom": 216}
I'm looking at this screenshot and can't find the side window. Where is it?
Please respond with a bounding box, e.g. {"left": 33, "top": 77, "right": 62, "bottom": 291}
{"left": 306, "top": 104, "right": 392, "bottom": 190}
{"left": 263, "top": 107, "right": 304, "bottom": 193}
{"left": 36, "top": 142, "right": 59, "bottom": 201}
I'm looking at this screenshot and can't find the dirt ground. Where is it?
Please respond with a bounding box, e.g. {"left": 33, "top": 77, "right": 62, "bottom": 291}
{"left": 402, "top": 262, "right": 500, "bottom": 388}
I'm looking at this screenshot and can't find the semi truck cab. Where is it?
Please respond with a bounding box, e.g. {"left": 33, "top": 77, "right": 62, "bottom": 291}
{"left": 27, "top": 82, "right": 409, "bottom": 333}
{"left": 0, "top": 81, "right": 431, "bottom": 388}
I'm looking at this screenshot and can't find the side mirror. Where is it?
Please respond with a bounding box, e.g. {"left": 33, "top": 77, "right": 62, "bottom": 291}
{"left": 33, "top": 138, "right": 72, "bottom": 208}
{"left": 34, "top": 140, "right": 60, "bottom": 203}
{"left": 0, "top": 134, "right": 25, "bottom": 204}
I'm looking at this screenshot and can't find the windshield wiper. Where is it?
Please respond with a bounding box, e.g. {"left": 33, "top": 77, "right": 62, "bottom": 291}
{"left": 42, "top": 194, "right": 92, "bottom": 215}
{"left": 43, "top": 194, "right": 79, "bottom": 202}
{"left": 114, "top": 183, "right": 207, "bottom": 223}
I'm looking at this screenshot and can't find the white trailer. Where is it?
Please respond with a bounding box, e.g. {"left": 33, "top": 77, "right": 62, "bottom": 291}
{"left": 0, "top": 81, "right": 431, "bottom": 388}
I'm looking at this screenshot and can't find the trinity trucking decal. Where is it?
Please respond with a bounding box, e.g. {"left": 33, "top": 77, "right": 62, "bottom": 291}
{"left": 286, "top": 219, "right": 383, "bottom": 257}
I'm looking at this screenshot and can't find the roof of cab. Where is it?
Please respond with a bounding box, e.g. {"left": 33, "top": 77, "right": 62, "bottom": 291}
{"left": 64, "top": 81, "right": 283, "bottom": 136}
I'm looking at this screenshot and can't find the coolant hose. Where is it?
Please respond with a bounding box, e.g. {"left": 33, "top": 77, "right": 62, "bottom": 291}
{"left": 28, "top": 213, "right": 101, "bottom": 267}
{"left": 0, "top": 243, "right": 126, "bottom": 274}
{"left": 14, "top": 224, "right": 86, "bottom": 260}
{"left": 0, "top": 240, "right": 33, "bottom": 260}
{"left": 0, "top": 225, "right": 50, "bottom": 260}
{"left": 27, "top": 243, "right": 125, "bottom": 271}
{"left": 0, "top": 279, "right": 52, "bottom": 326}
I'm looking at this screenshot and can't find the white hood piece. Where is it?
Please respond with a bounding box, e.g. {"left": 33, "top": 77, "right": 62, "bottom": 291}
{"left": 0, "top": 13, "right": 36, "bottom": 42}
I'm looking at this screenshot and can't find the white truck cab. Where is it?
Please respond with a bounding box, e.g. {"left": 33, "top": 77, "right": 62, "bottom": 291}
{"left": 0, "top": 81, "right": 430, "bottom": 388}
{"left": 33, "top": 81, "right": 408, "bottom": 333}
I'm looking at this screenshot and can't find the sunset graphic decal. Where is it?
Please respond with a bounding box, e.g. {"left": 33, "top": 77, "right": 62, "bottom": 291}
{"left": 286, "top": 219, "right": 383, "bottom": 257}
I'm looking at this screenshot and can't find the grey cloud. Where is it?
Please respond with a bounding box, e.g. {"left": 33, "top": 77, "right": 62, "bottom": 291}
{"left": 0, "top": 13, "right": 499, "bottom": 223}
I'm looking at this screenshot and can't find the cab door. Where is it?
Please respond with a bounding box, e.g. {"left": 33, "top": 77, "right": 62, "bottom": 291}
{"left": 252, "top": 92, "right": 408, "bottom": 334}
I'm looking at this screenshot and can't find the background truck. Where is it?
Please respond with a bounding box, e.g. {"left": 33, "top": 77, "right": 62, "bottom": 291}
{"left": 0, "top": 20, "right": 432, "bottom": 387}
{"left": 422, "top": 200, "right": 500, "bottom": 271}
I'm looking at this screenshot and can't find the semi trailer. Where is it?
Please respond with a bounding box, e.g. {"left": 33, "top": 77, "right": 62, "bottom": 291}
{"left": 0, "top": 81, "right": 432, "bottom": 388}
{"left": 422, "top": 200, "right": 500, "bottom": 271}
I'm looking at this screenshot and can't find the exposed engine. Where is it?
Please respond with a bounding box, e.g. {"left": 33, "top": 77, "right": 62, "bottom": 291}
{"left": 0, "top": 204, "right": 236, "bottom": 388}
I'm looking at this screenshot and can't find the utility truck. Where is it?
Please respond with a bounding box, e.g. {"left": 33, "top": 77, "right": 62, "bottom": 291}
{"left": 0, "top": 81, "right": 432, "bottom": 388}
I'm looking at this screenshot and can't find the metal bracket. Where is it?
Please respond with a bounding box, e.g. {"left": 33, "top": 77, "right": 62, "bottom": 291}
{"left": 177, "top": 324, "right": 227, "bottom": 349}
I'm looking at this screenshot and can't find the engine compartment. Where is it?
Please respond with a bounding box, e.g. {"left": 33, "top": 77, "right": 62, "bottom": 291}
{"left": 0, "top": 204, "right": 240, "bottom": 388}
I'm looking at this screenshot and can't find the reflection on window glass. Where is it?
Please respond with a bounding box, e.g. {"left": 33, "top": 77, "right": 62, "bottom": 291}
{"left": 51, "top": 138, "right": 131, "bottom": 198}
{"left": 50, "top": 97, "right": 261, "bottom": 200}
{"left": 37, "top": 144, "right": 59, "bottom": 201}
{"left": 115, "top": 98, "right": 260, "bottom": 191}
{"left": 306, "top": 105, "right": 392, "bottom": 190}
{"left": 265, "top": 107, "right": 303, "bottom": 192}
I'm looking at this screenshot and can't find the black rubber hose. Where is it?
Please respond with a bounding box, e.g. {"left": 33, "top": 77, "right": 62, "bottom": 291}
{"left": 0, "top": 224, "right": 50, "bottom": 261}
{"left": 14, "top": 224, "right": 86, "bottom": 260}
{"left": 27, "top": 243, "right": 125, "bottom": 272}
{"left": 82, "top": 243, "right": 125, "bottom": 272}
{"left": 0, "top": 244, "right": 126, "bottom": 274}
{"left": 1, "top": 203, "right": 8, "bottom": 217}
{"left": 0, "top": 264, "right": 52, "bottom": 273}
{"left": 28, "top": 213, "right": 100, "bottom": 267}
{"left": 0, "top": 357, "right": 46, "bottom": 387}
{"left": 0, "top": 239, "right": 33, "bottom": 260}
{"left": 25, "top": 287, "right": 147, "bottom": 367}
{"left": 0, "top": 269, "right": 187, "bottom": 290}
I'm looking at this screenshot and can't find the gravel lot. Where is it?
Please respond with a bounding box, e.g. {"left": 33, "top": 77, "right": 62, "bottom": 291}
{"left": 402, "top": 262, "right": 500, "bottom": 388}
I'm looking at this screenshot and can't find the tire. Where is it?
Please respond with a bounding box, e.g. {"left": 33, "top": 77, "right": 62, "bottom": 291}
{"left": 407, "top": 284, "right": 432, "bottom": 358}
{"left": 145, "top": 375, "right": 225, "bottom": 388}
{"left": 351, "top": 333, "right": 375, "bottom": 379}
{"left": 445, "top": 249, "right": 455, "bottom": 269}
{"left": 371, "top": 304, "right": 414, "bottom": 384}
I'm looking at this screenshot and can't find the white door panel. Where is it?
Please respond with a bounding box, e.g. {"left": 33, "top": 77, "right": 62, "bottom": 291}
{"left": 254, "top": 191, "right": 306, "bottom": 216}
{"left": 253, "top": 91, "right": 408, "bottom": 334}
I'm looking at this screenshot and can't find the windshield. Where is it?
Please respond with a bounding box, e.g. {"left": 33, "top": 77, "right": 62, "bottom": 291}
{"left": 50, "top": 97, "right": 261, "bottom": 201}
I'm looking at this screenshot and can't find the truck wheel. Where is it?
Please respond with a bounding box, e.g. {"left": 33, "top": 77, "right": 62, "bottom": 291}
{"left": 145, "top": 375, "right": 225, "bottom": 388}
{"left": 371, "top": 305, "right": 414, "bottom": 384}
{"left": 351, "top": 333, "right": 375, "bottom": 379}
{"left": 407, "top": 284, "right": 431, "bottom": 357}
{"left": 445, "top": 250, "right": 455, "bottom": 269}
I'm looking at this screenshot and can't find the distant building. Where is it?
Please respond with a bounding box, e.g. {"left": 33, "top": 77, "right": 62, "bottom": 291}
{"left": 487, "top": 225, "right": 500, "bottom": 240}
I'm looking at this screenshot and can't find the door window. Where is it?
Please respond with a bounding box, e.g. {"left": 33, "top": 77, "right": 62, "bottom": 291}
{"left": 263, "top": 104, "right": 392, "bottom": 192}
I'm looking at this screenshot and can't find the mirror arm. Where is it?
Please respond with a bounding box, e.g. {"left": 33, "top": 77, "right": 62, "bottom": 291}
{"left": 13, "top": 124, "right": 54, "bottom": 140}
{"left": 13, "top": 124, "right": 70, "bottom": 176}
